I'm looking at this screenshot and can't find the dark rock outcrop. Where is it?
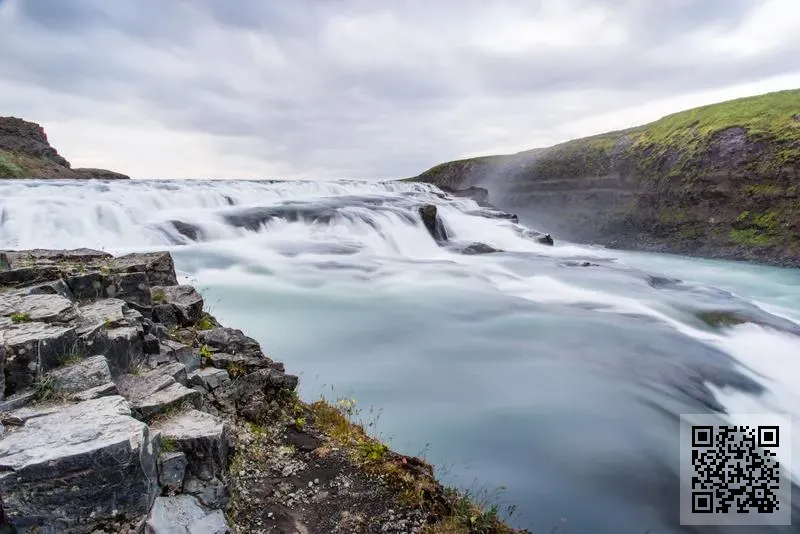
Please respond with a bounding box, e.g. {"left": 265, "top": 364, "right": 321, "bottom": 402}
{"left": 418, "top": 204, "right": 448, "bottom": 243}
{"left": 0, "top": 116, "right": 130, "bottom": 179}
{"left": 407, "top": 89, "right": 800, "bottom": 266}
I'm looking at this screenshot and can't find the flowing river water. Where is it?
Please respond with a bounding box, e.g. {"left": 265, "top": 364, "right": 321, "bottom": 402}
{"left": 1, "top": 178, "right": 799, "bottom": 533}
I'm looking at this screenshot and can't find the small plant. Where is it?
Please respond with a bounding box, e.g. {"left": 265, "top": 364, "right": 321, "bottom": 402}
{"left": 357, "top": 439, "right": 387, "bottom": 462}
{"left": 160, "top": 438, "right": 178, "bottom": 453}
{"left": 196, "top": 313, "right": 215, "bottom": 331}
{"left": 33, "top": 376, "right": 56, "bottom": 402}
{"left": 227, "top": 362, "right": 246, "bottom": 378}
{"left": 199, "top": 344, "right": 213, "bottom": 363}
{"left": 58, "top": 349, "right": 84, "bottom": 366}
{"left": 151, "top": 288, "right": 167, "bottom": 304}
{"left": 10, "top": 312, "right": 32, "bottom": 324}
{"left": 99, "top": 263, "right": 112, "bottom": 276}
{"left": 103, "top": 317, "right": 114, "bottom": 329}
{"left": 294, "top": 416, "right": 307, "bottom": 430}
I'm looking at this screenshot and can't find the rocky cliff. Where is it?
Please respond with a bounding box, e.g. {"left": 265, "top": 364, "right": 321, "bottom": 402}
{"left": 0, "top": 117, "right": 129, "bottom": 179}
{"left": 407, "top": 89, "right": 800, "bottom": 266}
{"left": 0, "top": 249, "right": 522, "bottom": 534}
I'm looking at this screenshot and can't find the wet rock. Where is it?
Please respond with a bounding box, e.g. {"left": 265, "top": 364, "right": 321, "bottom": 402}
{"left": 0, "top": 343, "right": 4, "bottom": 400}
{"left": 46, "top": 354, "right": 113, "bottom": 396}
{"left": 0, "top": 291, "right": 77, "bottom": 323}
{"left": 0, "top": 396, "right": 158, "bottom": 532}
{"left": 152, "top": 285, "right": 204, "bottom": 326}
{"left": 189, "top": 367, "right": 231, "bottom": 391}
{"left": 169, "top": 220, "right": 204, "bottom": 242}
{"left": 561, "top": 260, "right": 600, "bottom": 267}
{"left": 117, "top": 365, "right": 200, "bottom": 420}
{"left": 538, "top": 233, "right": 554, "bottom": 245}
{"left": 159, "top": 451, "right": 188, "bottom": 492}
{"left": 145, "top": 495, "right": 229, "bottom": 534}
{"left": 2, "top": 322, "right": 77, "bottom": 395}
{"left": 112, "top": 251, "right": 179, "bottom": 287}
{"left": 418, "top": 204, "right": 448, "bottom": 243}
{"left": 198, "top": 328, "right": 264, "bottom": 358}
{"left": 183, "top": 476, "right": 229, "bottom": 508}
{"left": 442, "top": 185, "right": 490, "bottom": 204}
{"left": 155, "top": 410, "right": 230, "bottom": 482}
{"left": 453, "top": 242, "right": 502, "bottom": 255}
{"left": 72, "top": 167, "right": 130, "bottom": 180}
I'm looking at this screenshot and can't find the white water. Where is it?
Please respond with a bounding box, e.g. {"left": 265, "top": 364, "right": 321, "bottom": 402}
{"left": 2, "top": 178, "right": 799, "bottom": 532}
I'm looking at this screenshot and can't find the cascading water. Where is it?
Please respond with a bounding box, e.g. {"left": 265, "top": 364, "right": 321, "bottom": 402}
{"left": 2, "top": 178, "right": 799, "bottom": 533}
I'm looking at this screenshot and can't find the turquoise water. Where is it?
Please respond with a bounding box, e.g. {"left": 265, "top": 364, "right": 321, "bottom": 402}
{"left": 1, "top": 178, "right": 799, "bottom": 532}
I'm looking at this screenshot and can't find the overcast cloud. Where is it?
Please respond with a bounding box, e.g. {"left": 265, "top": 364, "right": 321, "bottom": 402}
{"left": 1, "top": 0, "right": 799, "bottom": 179}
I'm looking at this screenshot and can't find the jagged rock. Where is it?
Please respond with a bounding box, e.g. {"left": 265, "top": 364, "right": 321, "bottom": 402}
{"left": 0, "top": 396, "right": 158, "bottom": 531}
{"left": 73, "top": 381, "right": 118, "bottom": 401}
{"left": 47, "top": 354, "right": 113, "bottom": 396}
{"left": 78, "top": 297, "right": 128, "bottom": 329}
{"left": 159, "top": 452, "right": 188, "bottom": 492}
{"left": 112, "top": 252, "right": 179, "bottom": 287}
{"left": 2, "top": 322, "right": 77, "bottom": 395}
{"left": 538, "top": 233, "right": 554, "bottom": 246}
{"left": 64, "top": 271, "right": 105, "bottom": 301}
{"left": 214, "top": 368, "right": 298, "bottom": 414}
{"left": 0, "top": 291, "right": 77, "bottom": 323}
{"left": 145, "top": 495, "right": 229, "bottom": 534}
{"left": 0, "top": 116, "right": 71, "bottom": 167}
{"left": 189, "top": 368, "right": 230, "bottom": 391}
{"left": 0, "top": 390, "right": 35, "bottom": 412}
{"left": 168, "top": 220, "right": 204, "bottom": 242}
{"left": 0, "top": 342, "right": 4, "bottom": 400}
{"left": 94, "top": 326, "right": 145, "bottom": 377}
{"left": 162, "top": 339, "right": 200, "bottom": 372}
{"left": 153, "top": 303, "right": 180, "bottom": 328}
{"left": 117, "top": 365, "right": 200, "bottom": 420}
{"left": 156, "top": 362, "right": 190, "bottom": 386}
{"left": 106, "top": 271, "right": 152, "bottom": 315}
{"left": 198, "top": 327, "right": 264, "bottom": 358}
{"left": 0, "top": 265, "right": 61, "bottom": 287}
{"left": 21, "top": 278, "right": 73, "bottom": 300}
{"left": 418, "top": 204, "right": 448, "bottom": 243}
{"left": 153, "top": 285, "right": 204, "bottom": 326}
{"left": 144, "top": 333, "right": 161, "bottom": 354}
{"left": 154, "top": 410, "right": 230, "bottom": 482}
{"left": 183, "top": 476, "right": 229, "bottom": 508}
{"left": 208, "top": 352, "right": 271, "bottom": 374}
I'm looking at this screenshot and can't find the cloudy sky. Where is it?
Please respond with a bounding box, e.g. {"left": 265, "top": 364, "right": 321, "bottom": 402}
{"left": 1, "top": 0, "right": 799, "bottom": 180}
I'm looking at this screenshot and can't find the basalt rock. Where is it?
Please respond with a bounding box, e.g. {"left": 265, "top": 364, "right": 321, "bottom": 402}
{"left": 418, "top": 204, "right": 448, "bottom": 243}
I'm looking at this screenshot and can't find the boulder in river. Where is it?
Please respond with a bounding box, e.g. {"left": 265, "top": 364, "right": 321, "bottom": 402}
{"left": 418, "top": 204, "right": 448, "bottom": 243}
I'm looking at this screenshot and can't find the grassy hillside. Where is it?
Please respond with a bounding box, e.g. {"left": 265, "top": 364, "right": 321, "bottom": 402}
{"left": 408, "top": 89, "right": 800, "bottom": 266}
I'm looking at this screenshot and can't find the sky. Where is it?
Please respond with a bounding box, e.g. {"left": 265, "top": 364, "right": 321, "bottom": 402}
{"left": 1, "top": 0, "right": 799, "bottom": 180}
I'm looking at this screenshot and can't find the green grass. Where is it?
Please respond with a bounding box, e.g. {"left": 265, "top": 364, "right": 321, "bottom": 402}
{"left": 729, "top": 228, "right": 775, "bottom": 247}
{"left": 0, "top": 151, "right": 24, "bottom": 178}
{"left": 633, "top": 89, "right": 800, "bottom": 148}
{"left": 10, "top": 312, "right": 32, "bottom": 324}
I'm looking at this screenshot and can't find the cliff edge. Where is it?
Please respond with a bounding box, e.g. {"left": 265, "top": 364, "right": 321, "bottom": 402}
{"left": 0, "top": 249, "right": 523, "bottom": 534}
{"left": 0, "top": 116, "right": 129, "bottom": 180}
{"left": 407, "top": 89, "right": 800, "bottom": 266}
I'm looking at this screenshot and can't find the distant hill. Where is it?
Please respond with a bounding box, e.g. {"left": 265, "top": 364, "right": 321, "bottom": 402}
{"left": 0, "top": 116, "right": 129, "bottom": 180}
{"left": 406, "top": 89, "right": 800, "bottom": 266}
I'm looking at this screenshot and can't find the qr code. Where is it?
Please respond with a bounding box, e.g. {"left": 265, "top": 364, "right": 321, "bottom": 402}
{"left": 680, "top": 414, "right": 791, "bottom": 526}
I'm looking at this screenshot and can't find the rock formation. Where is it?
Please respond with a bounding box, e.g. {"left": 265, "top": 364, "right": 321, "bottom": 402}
{"left": 0, "top": 249, "right": 525, "bottom": 533}
{"left": 406, "top": 89, "right": 800, "bottom": 266}
{"left": 0, "top": 116, "right": 129, "bottom": 179}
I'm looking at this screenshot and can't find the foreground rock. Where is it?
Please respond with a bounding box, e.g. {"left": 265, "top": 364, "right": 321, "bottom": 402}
{"left": 0, "top": 116, "right": 130, "bottom": 179}
{"left": 0, "top": 396, "right": 157, "bottom": 532}
{"left": 0, "top": 250, "right": 526, "bottom": 534}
